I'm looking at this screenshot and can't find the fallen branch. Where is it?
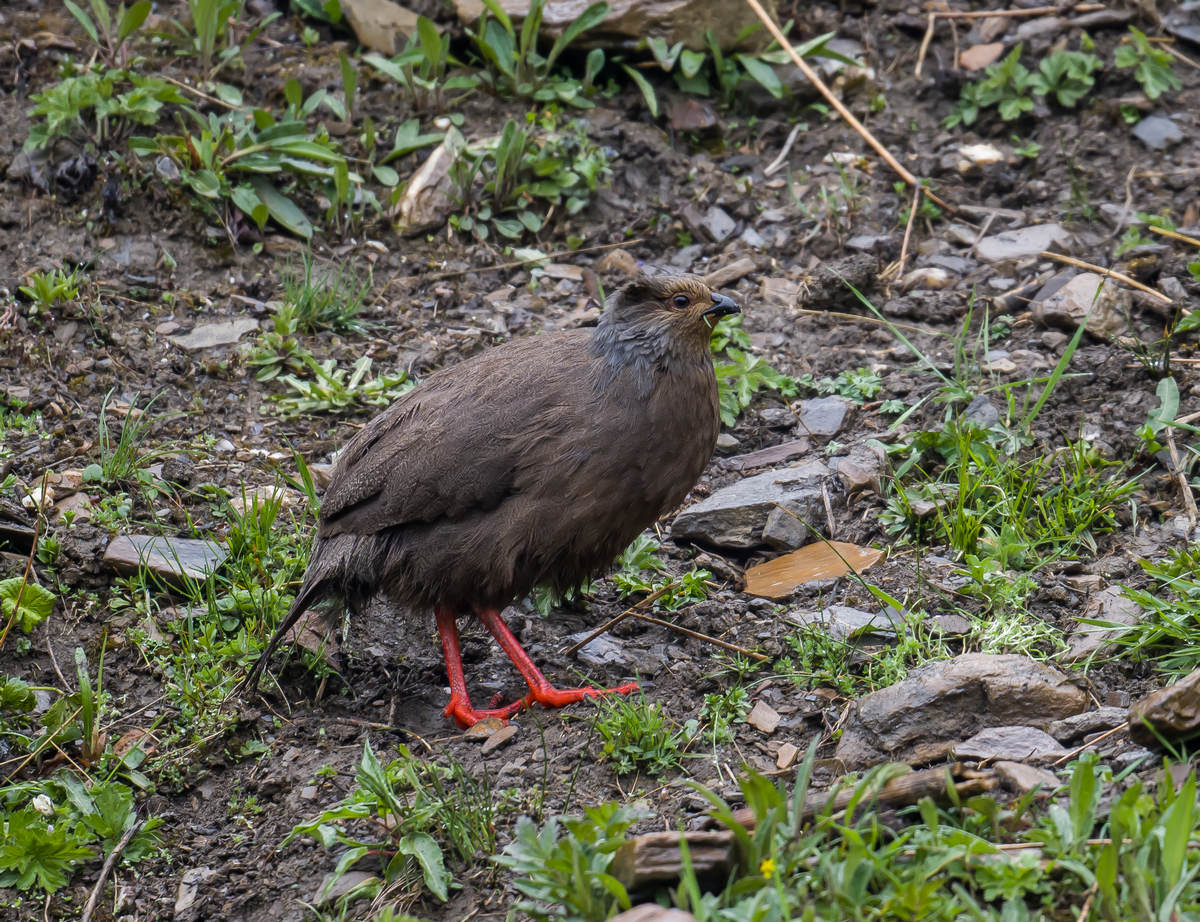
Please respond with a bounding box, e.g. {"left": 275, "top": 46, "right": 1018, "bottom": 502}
{"left": 80, "top": 819, "right": 144, "bottom": 922}
{"left": 1039, "top": 251, "right": 1175, "bottom": 305}
{"left": 741, "top": 0, "right": 954, "bottom": 214}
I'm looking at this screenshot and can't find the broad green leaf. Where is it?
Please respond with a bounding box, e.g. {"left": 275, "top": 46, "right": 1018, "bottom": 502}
{"left": 118, "top": 1, "right": 152, "bottom": 43}
{"left": 250, "top": 177, "right": 313, "bottom": 238}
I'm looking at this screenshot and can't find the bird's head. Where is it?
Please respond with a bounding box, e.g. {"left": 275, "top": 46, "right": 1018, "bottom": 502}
{"left": 601, "top": 272, "right": 741, "bottom": 353}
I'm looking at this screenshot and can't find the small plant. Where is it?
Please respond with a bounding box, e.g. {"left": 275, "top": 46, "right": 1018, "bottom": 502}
{"left": 797, "top": 365, "right": 883, "bottom": 402}
{"left": 17, "top": 267, "right": 82, "bottom": 314}
{"left": 713, "top": 347, "right": 798, "bottom": 428}
{"left": 246, "top": 303, "right": 310, "bottom": 382}
{"left": 592, "top": 692, "right": 695, "bottom": 776}
{"left": 1101, "top": 542, "right": 1200, "bottom": 675}
{"left": 1029, "top": 43, "right": 1102, "bottom": 107}
{"left": 468, "top": 0, "right": 609, "bottom": 107}
{"left": 1115, "top": 26, "right": 1181, "bottom": 99}
{"left": 365, "top": 16, "right": 480, "bottom": 111}
{"left": 280, "top": 249, "right": 372, "bottom": 334}
{"left": 64, "top": 0, "right": 151, "bottom": 66}
{"left": 450, "top": 115, "right": 612, "bottom": 240}
{"left": 698, "top": 685, "right": 751, "bottom": 747}
{"left": 955, "top": 554, "right": 1065, "bottom": 658}
{"left": 25, "top": 68, "right": 184, "bottom": 152}
{"left": 1115, "top": 211, "right": 1175, "bottom": 257}
{"left": 170, "top": 0, "right": 279, "bottom": 80}
{"left": 287, "top": 742, "right": 509, "bottom": 910}
{"left": 272, "top": 355, "right": 415, "bottom": 416}
{"left": 82, "top": 390, "right": 177, "bottom": 496}
{"left": 945, "top": 45, "right": 1037, "bottom": 126}
{"left": 0, "top": 578, "right": 56, "bottom": 635}
{"left": 132, "top": 106, "right": 360, "bottom": 241}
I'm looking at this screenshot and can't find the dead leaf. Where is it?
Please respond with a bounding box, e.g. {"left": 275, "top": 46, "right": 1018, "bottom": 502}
{"left": 960, "top": 43, "right": 1005, "bottom": 71}
{"left": 747, "top": 700, "right": 780, "bottom": 734}
{"left": 744, "top": 540, "right": 884, "bottom": 599}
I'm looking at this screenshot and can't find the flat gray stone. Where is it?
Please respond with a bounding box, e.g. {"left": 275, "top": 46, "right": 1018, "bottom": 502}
{"left": 975, "top": 223, "right": 1071, "bottom": 264}
{"left": 104, "top": 534, "right": 227, "bottom": 585}
{"left": 168, "top": 318, "right": 259, "bottom": 350}
{"left": 1062, "top": 587, "right": 1144, "bottom": 662}
{"left": 994, "top": 760, "right": 1061, "bottom": 794}
{"left": 1132, "top": 115, "right": 1183, "bottom": 150}
{"left": 703, "top": 206, "right": 736, "bottom": 243}
{"left": 835, "top": 653, "right": 1087, "bottom": 768}
{"left": 954, "top": 725, "right": 1068, "bottom": 762}
{"left": 671, "top": 460, "right": 827, "bottom": 549}
{"left": 789, "top": 605, "right": 901, "bottom": 643}
{"left": 1032, "top": 272, "right": 1128, "bottom": 336}
{"left": 1049, "top": 706, "right": 1129, "bottom": 743}
{"left": 797, "top": 396, "right": 854, "bottom": 438}
{"left": 565, "top": 631, "right": 636, "bottom": 670}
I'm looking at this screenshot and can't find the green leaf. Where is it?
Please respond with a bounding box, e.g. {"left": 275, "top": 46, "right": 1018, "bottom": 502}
{"left": 117, "top": 1, "right": 152, "bottom": 43}
{"left": 250, "top": 177, "right": 314, "bottom": 238}
{"left": 395, "top": 832, "right": 449, "bottom": 901}
{"left": 737, "top": 53, "right": 782, "bottom": 98}
{"left": 64, "top": 0, "right": 99, "bottom": 44}
{"left": 545, "top": 2, "right": 608, "bottom": 72}
{"left": 620, "top": 63, "right": 658, "bottom": 117}
{"left": 679, "top": 48, "right": 705, "bottom": 79}
{"left": 0, "top": 578, "right": 56, "bottom": 633}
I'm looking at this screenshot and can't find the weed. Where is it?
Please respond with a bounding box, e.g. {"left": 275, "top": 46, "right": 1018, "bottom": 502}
{"left": 797, "top": 366, "right": 882, "bottom": 402}
{"left": 25, "top": 67, "right": 184, "bottom": 152}
{"left": 280, "top": 249, "right": 372, "bottom": 334}
{"left": 132, "top": 105, "right": 360, "bottom": 241}
{"left": 1101, "top": 542, "right": 1200, "bottom": 675}
{"left": 707, "top": 314, "right": 798, "bottom": 425}
{"left": 450, "top": 114, "right": 612, "bottom": 240}
{"left": 1030, "top": 42, "right": 1102, "bottom": 107}
{"left": 82, "top": 390, "right": 177, "bottom": 497}
{"left": 17, "top": 267, "right": 82, "bottom": 315}
{"left": 698, "top": 685, "right": 750, "bottom": 747}
{"left": 955, "top": 554, "right": 1066, "bottom": 658}
{"left": 365, "top": 16, "right": 480, "bottom": 111}
{"left": 468, "top": 0, "right": 609, "bottom": 107}
{"left": 592, "top": 692, "right": 695, "bottom": 776}
{"left": 170, "top": 0, "right": 279, "bottom": 80}
{"left": 0, "top": 578, "right": 55, "bottom": 636}
{"left": 1115, "top": 211, "right": 1175, "bottom": 258}
{"left": 1115, "top": 26, "right": 1181, "bottom": 99}
{"left": 287, "top": 741, "right": 512, "bottom": 910}
{"left": 946, "top": 45, "right": 1037, "bottom": 127}
{"left": 246, "top": 302, "right": 310, "bottom": 382}
{"left": 494, "top": 802, "right": 645, "bottom": 922}
{"left": 64, "top": 0, "right": 151, "bottom": 66}
{"left": 272, "top": 355, "right": 415, "bottom": 416}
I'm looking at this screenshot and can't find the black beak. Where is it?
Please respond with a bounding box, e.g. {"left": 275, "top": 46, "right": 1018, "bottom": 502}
{"left": 702, "top": 292, "right": 741, "bottom": 318}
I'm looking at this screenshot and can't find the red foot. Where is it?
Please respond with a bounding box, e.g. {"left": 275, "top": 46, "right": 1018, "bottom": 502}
{"left": 435, "top": 605, "right": 638, "bottom": 729}
{"left": 443, "top": 691, "right": 534, "bottom": 729}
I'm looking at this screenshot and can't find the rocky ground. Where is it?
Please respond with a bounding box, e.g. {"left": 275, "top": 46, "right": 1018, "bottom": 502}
{"left": 2, "top": 0, "right": 1200, "bottom": 920}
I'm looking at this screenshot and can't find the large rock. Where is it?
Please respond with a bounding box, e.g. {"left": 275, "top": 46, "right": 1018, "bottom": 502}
{"left": 1129, "top": 668, "right": 1200, "bottom": 747}
{"left": 834, "top": 654, "right": 1086, "bottom": 768}
{"left": 453, "top": 0, "right": 777, "bottom": 52}
{"left": 104, "top": 534, "right": 227, "bottom": 587}
{"left": 671, "top": 460, "right": 827, "bottom": 549}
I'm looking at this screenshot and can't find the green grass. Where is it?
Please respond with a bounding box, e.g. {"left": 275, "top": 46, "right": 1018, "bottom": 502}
{"left": 591, "top": 692, "right": 695, "bottom": 777}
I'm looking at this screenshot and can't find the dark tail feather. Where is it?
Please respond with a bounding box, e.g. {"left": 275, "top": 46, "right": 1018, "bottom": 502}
{"left": 240, "top": 576, "right": 331, "bottom": 695}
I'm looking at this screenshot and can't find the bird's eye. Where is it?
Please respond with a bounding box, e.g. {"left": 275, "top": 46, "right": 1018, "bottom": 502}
{"left": 672, "top": 294, "right": 691, "bottom": 309}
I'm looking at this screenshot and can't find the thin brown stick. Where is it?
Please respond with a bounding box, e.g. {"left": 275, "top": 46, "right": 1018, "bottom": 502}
{"left": 894, "top": 183, "right": 922, "bottom": 283}
{"left": 742, "top": 0, "right": 954, "bottom": 213}
{"left": 1051, "top": 722, "right": 1128, "bottom": 766}
{"left": 1161, "top": 42, "right": 1200, "bottom": 72}
{"left": 1039, "top": 251, "right": 1174, "bottom": 304}
{"left": 625, "top": 610, "right": 768, "bottom": 661}
{"left": 1076, "top": 881, "right": 1099, "bottom": 922}
{"left": 915, "top": 11, "right": 937, "bottom": 78}
{"left": 80, "top": 819, "right": 144, "bottom": 922}
{"left": 1165, "top": 429, "right": 1199, "bottom": 531}
{"left": 381, "top": 238, "right": 643, "bottom": 293}
{"left": 934, "top": 4, "right": 1103, "bottom": 19}
{"left": 562, "top": 584, "right": 674, "bottom": 657}
{"left": 1149, "top": 225, "right": 1200, "bottom": 247}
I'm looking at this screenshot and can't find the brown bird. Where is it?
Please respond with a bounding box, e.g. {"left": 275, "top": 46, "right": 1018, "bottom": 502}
{"left": 246, "top": 272, "right": 740, "bottom": 727}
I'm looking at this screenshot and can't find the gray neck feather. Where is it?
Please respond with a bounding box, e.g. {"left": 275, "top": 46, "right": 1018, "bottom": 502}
{"left": 589, "top": 309, "right": 697, "bottom": 398}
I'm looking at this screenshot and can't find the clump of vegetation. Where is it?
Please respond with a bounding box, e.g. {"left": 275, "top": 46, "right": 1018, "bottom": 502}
{"left": 272, "top": 355, "right": 414, "bottom": 417}
{"left": 709, "top": 315, "right": 798, "bottom": 427}
{"left": 1115, "top": 26, "right": 1181, "bottom": 99}
{"left": 279, "top": 249, "right": 372, "bottom": 334}
{"left": 17, "top": 267, "right": 83, "bottom": 315}
{"left": 366, "top": 16, "right": 480, "bottom": 111}
{"left": 592, "top": 692, "right": 695, "bottom": 776}
{"left": 450, "top": 114, "right": 613, "bottom": 240}
{"left": 286, "top": 741, "right": 512, "bottom": 912}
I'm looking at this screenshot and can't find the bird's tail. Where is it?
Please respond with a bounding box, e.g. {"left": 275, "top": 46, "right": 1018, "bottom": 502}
{"left": 239, "top": 573, "right": 332, "bottom": 695}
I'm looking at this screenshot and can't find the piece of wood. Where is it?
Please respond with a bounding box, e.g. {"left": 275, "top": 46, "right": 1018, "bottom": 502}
{"left": 613, "top": 765, "right": 997, "bottom": 890}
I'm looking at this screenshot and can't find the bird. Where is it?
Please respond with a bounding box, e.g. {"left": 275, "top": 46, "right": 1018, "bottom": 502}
{"left": 244, "top": 271, "right": 740, "bottom": 728}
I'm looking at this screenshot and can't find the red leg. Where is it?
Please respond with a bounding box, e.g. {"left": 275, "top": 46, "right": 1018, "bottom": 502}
{"left": 436, "top": 606, "right": 533, "bottom": 728}
{"left": 474, "top": 607, "right": 639, "bottom": 708}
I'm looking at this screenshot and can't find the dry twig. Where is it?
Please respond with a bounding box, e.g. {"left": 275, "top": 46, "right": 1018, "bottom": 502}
{"left": 1039, "top": 251, "right": 1174, "bottom": 304}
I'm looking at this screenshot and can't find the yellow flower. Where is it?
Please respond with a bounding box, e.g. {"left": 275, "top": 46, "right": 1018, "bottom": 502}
{"left": 759, "top": 857, "right": 776, "bottom": 879}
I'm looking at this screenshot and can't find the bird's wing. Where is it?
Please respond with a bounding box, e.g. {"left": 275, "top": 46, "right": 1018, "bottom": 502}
{"left": 317, "top": 332, "right": 586, "bottom": 537}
